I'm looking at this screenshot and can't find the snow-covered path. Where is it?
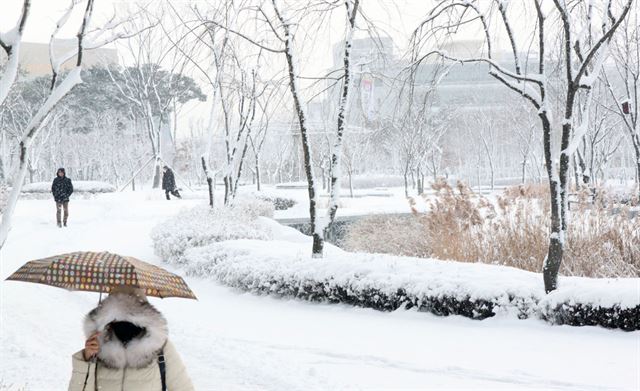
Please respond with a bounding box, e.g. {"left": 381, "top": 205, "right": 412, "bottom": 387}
{"left": 1, "top": 193, "right": 639, "bottom": 390}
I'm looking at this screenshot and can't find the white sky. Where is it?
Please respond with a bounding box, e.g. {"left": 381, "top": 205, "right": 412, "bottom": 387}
{"left": 1, "top": 0, "right": 513, "bottom": 136}
{"left": 1, "top": 0, "right": 493, "bottom": 61}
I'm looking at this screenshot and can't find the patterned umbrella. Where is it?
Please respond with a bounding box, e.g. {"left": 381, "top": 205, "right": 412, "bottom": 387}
{"left": 5, "top": 251, "right": 196, "bottom": 299}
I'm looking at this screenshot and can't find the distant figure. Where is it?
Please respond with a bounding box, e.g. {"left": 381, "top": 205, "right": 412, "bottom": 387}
{"left": 51, "top": 168, "right": 73, "bottom": 227}
{"left": 161, "top": 166, "right": 181, "bottom": 200}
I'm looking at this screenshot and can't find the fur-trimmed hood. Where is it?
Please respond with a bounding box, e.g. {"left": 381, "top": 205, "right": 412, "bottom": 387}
{"left": 84, "top": 293, "right": 168, "bottom": 369}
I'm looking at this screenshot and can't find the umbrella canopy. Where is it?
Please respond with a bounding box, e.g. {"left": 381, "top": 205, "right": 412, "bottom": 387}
{"left": 6, "top": 251, "right": 196, "bottom": 299}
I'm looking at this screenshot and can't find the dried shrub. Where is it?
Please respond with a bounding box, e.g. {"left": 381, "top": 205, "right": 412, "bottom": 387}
{"left": 343, "top": 215, "right": 428, "bottom": 257}
{"left": 344, "top": 181, "right": 640, "bottom": 278}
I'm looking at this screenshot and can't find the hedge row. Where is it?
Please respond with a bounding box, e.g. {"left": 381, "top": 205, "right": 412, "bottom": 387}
{"left": 178, "top": 242, "right": 639, "bottom": 331}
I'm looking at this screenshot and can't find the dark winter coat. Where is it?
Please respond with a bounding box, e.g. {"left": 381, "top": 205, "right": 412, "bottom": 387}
{"left": 161, "top": 169, "right": 176, "bottom": 191}
{"left": 52, "top": 171, "right": 73, "bottom": 203}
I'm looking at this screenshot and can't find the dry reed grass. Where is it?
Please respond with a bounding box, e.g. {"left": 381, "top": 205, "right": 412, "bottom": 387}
{"left": 344, "top": 180, "right": 640, "bottom": 278}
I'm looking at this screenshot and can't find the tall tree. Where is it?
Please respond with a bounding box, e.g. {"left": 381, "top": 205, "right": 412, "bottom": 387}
{"left": 413, "top": 0, "right": 634, "bottom": 292}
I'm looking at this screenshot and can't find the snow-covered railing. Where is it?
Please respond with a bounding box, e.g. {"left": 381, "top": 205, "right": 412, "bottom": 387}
{"left": 21, "top": 181, "right": 116, "bottom": 194}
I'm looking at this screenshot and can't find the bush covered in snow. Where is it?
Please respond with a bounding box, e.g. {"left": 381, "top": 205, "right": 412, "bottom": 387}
{"left": 344, "top": 181, "right": 640, "bottom": 278}
{"left": 258, "top": 195, "right": 297, "bottom": 210}
{"left": 179, "top": 239, "right": 640, "bottom": 330}
{"left": 151, "top": 200, "right": 274, "bottom": 264}
{"left": 21, "top": 181, "right": 116, "bottom": 194}
{"left": 232, "top": 195, "right": 275, "bottom": 218}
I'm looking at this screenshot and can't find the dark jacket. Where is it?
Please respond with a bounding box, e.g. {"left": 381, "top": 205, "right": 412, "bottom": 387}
{"left": 162, "top": 169, "right": 176, "bottom": 191}
{"left": 51, "top": 170, "right": 73, "bottom": 203}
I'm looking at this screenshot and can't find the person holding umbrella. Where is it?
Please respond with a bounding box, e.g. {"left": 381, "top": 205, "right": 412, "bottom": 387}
{"left": 6, "top": 251, "right": 196, "bottom": 391}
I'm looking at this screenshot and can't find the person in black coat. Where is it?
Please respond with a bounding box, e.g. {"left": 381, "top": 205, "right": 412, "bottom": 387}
{"left": 161, "top": 166, "right": 181, "bottom": 200}
{"left": 51, "top": 167, "right": 73, "bottom": 227}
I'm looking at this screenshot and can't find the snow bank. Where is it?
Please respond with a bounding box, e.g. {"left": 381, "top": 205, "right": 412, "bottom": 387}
{"left": 22, "top": 181, "right": 116, "bottom": 194}
{"left": 151, "top": 198, "right": 274, "bottom": 264}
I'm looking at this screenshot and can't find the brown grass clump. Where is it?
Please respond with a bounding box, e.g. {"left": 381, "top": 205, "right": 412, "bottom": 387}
{"left": 343, "top": 180, "right": 640, "bottom": 278}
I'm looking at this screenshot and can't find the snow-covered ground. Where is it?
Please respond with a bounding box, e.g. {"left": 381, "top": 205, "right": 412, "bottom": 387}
{"left": 1, "top": 192, "right": 639, "bottom": 390}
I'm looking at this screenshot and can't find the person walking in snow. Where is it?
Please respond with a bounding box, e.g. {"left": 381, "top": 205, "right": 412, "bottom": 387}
{"left": 68, "top": 286, "right": 194, "bottom": 391}
{"left": 51, "top": 167, "right": 73, "bottom": 227}
{"left": 161, "top": 166, "right": 181, "bottom": 200}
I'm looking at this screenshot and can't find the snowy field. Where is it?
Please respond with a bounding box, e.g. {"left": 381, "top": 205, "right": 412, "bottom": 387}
{"left": 1, "top": 192, "right": 639, "bottom": 390}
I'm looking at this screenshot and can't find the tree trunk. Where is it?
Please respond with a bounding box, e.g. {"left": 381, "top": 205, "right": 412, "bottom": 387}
{"left": 632, "top": 140, "right": 640, "bottom": 199}
{"left": 637, "top": 160, "right": 640, "bottom": 200}
{"left": 0, "top": 157, "right": 5, "bottom": 185}
{"left": 403, "top": 171, "right": 409, "bottom": 198}
{"left": 0, "top": 143, "right": 29, "bottom": 249}
{"left": 255, "top": 154, "right": 261, "bottom": 192}
{"left": 201, "top": 156, "right": 214, "bottom": 208}
{"left": 542, "top": 118, "right": 571, "bottom": 293}
{"left": 152, "top": 162, "right": 161, "bottom": 189}
{"left": 223, "top": 176, "right": 231, "bottom": 206}
{"left": 575, "top": 149, "right": 589, "bottom": 186}
{"left": 274, "top": 5, "right": 323, "bottom": 257}
{"left": 348, "top": 169, "right": 354, "bottom": 198}
{"left": 324, "top": 0, "right": 360, "bottom": 252}
{"left": 232, "top": 138, "right": 251, "bottom": 199}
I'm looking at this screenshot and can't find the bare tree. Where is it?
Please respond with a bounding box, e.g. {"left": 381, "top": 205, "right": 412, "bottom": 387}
{"left": 604, "top": 4, "right": 640, "bottom": 197}
{"left": 579, "top": 93, "right": 624, "bottom": 186}
{"left": 249, "top": 79, "right": 287, "bottom": 191}
{"left": 200, "top": 0, "right": 362, "bottom": 256}
{"left": 342, "top": 128, "right": 372, "bottom": 197}
{"left": 413, "top": 0, "right": 634, "bottom": 292}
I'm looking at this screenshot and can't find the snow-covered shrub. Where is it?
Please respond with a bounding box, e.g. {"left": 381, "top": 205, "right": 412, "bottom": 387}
{"left": 181, "top": 240, "right": 536, "bottom": 319}
{"left": 258, "top": 195, "right": 297, "bottom": 210}
{"left": 179, "top": 239, "right": 640, "bottom": 330}
{"left": 151, "top": 201, "right": 274, "bottom": 264}
{"left": 232, "top": 195, "right": 275, "bottom": 218}
{"left": 344, "top": 181, "right": 640, "bottom": 278}
{"left": 21, "top": 181, "right": 116, "bottom": 194}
